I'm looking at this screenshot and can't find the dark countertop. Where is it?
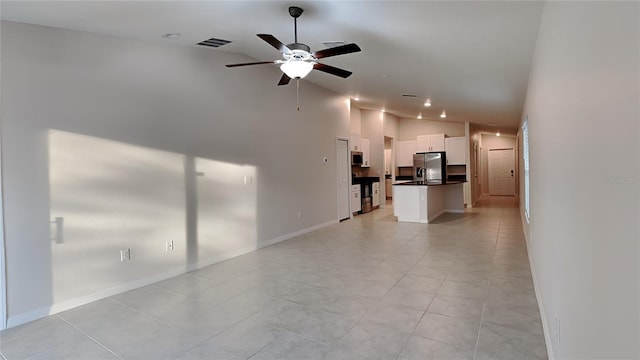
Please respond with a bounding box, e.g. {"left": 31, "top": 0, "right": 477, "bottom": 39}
{"left": 352, "top": 177, "right": 380, "bottom": 184}
{"left": 393, "top": 180, "right": 467, "bottom": 186}
{"left": 395, "top": 176, "right": 413, "bottom": 181}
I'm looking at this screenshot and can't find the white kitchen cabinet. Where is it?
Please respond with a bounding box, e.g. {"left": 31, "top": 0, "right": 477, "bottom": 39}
{"left": 361, "top": 138, "right": 370, "bottom": 167}
{"left": 351, "top": 184, "right": 361, "bottom": 213}
{"left": 372, "top": 182, "right": 380, "bottom": 207}
{"left": 416, "top": 134, "right": 445, "bottom": 152}
{"left": 351, "top": 133, "right": 361, "bottom": 151}
{"left": 445, "top": 137, "right": 466, "bottom": 165}
{"left": 396, "top": 140, "right": 416, "bottom": 167}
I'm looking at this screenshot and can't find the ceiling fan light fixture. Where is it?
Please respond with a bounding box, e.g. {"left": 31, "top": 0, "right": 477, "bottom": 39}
{"left": 280, "top": 61, "right": 314, "bottom": 79}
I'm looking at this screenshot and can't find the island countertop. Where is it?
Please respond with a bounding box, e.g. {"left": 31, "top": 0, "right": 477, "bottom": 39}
{"left": 393, "top": 180, "right": 466, "bottom": 186}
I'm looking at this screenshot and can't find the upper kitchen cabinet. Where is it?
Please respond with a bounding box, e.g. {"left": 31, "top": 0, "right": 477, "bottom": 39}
{"left": 351, "top": 133, "right": 362, "bottom": 151}
{"left": 416, "top": 134, "right": 445, "bottom": 152}
{"left": 445, "top": 137, "right": 466, "bottom": 165}
{"left": 397, "top": 140, "right": 416, "bottom": 167}
{"left": 361, "top": 138, "right": 370, "bottom": 167}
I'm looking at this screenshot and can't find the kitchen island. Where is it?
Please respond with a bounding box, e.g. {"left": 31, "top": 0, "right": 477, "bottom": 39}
{"left": 392, "top": 181, "right": 465, "bottom": 223}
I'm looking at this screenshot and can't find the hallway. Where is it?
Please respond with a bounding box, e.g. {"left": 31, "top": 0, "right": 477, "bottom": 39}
{"left": 0, "top": 197, "right": 547, "bottom": 359}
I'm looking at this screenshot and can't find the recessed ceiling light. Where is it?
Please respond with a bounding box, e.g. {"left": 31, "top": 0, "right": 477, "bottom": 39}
{"left": 496, "top": 131, "right": 501, "bottom": 136}
{"left": 353, "top": 97, "right": 360, "bottom": 101}
{"left": 417, "top": 113, "right": 423, "bottom": 119}
{"left": 424, "top": 99, "right": 432, "bottom": 107}
{"left": 161, "top": 33, "right": 181, "bottom": 40}
{"left": 381, "top": 109, "right": 385, "bottom": 113}
{"left": 440, "top": 110, "right": 446, "bottom": 118}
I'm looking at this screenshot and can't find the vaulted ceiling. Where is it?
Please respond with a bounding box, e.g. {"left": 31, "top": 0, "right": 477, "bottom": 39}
{"left": 1, "top": 1, "right": 544, "bottom": 133}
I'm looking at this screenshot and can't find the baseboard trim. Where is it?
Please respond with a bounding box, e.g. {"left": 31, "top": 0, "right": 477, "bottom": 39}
{"left": 258, "top": 219, "right": 338, "bottom": 248}
{"left": 521, "top": 209, "right": 555, "bottom": 360}
{"left": 445, "top": 209, "right": 465, "bottom": 213}
{"left": 6, "top": 219, "right": 338, "bottom": 329}
{"left": 427, "top": 210, "right": 446, "bottom": 223}
{"left": 7, "top": 265, "right": 189, "bottom": 328}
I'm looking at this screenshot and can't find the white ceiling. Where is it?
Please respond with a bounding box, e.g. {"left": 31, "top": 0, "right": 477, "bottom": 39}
{"left": 1, "top": 1, "right": 544, "bottom": 133}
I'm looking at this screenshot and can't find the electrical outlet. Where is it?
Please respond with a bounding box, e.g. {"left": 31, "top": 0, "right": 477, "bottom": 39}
{"left": 166, "top": 241, "right": 174, "bottom": 252}
{"left": 120, "top": 248, "right": 131, "bottom": 262}
{"left": 555, "top": 313, "right": 560, "bottom": 343}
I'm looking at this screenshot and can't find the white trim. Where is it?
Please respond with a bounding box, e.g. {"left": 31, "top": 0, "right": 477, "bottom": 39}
{"left": 0, "top": 114, "right": 6, "bottom": 330}
{"left": 336, "top": 137, "right": 350, "bottom": 222}
{"left": 522, "top": 210, "right": 555, "bottom": 360}
{"left": 445, "top": 209, "right": 465, "bottom": 213}
{"left": 257, "top": 220, "right": 338, "bottom": 248}
{"left": 6, "top": 219, "right": 337, "bottom": 328}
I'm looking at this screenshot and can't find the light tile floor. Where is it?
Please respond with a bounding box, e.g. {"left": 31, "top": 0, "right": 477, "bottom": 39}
{"left": 0, "top": 196, "right": 548, "bottom": 360}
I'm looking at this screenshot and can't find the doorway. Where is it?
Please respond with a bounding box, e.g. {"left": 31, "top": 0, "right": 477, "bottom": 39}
{"left": 336, "top": 138, "right": 350, "bottom": 221}
{"left": 384, "top": 136, "right": 394, "bottom": 202}
{"left": 488, "top": 148, "right": 516, "bottom": 196}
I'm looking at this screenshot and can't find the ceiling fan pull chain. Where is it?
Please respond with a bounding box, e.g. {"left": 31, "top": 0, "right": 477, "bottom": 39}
{"left": 296, "top": 78, "right": 300, "bottom": 111}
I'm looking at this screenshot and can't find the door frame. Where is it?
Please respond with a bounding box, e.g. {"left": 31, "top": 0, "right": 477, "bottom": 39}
{"left": 383, "top": 136, "right": 395, "bottom": 206}
{"left": 488, "top": 147, "right": 516, "bottom": 196}
{"left": 1, "top": 121, "right": 6, "bottom": 329}
{"left": 336, "top": 137, "right": 351, "bottom": 221}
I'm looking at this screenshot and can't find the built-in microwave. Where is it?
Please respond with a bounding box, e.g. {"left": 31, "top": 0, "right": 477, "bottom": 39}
{"left": 351, "top": 151, "right": 363, "bottom": 166}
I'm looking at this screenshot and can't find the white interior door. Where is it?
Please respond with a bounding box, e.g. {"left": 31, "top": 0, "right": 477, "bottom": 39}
{"left": 337, "top": 139, "right": 350, "bottom": 221}
{"left": 488, "top": 148, "right": 515, "bottom": 196}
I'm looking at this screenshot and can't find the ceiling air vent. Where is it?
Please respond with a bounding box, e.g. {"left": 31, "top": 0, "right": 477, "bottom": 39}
{"left": 402, "top": 94, "right": 418, "bottom": 98}
{"left": 197, "top": 37, "right": 232, "bottom": 48}
{"left": 322, "top": 41, "right": 347, "bottom": 48}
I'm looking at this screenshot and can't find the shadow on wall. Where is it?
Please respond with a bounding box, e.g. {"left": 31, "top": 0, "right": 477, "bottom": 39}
{"left": 48, "top": 130, "right": 257, "bottom": 306}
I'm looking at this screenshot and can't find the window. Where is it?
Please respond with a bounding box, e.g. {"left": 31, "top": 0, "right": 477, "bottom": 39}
{"left": 522, "top": 118, "right": 530, "bottom": 221}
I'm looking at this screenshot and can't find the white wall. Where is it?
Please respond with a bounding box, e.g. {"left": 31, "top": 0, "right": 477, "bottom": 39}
{"left": 520, "top": 2, "right": 639, "bottom": 359}
{"left": 361, "top": 110, "right": 384, "bottom": 184}
{"left": 1, "top": 21, "right": 351, "bottom": 326}
{"left": 350, "top": 101, "right": 362, "bottom": 134}
{"left": 383, "top": 112, "right": 398, "bottom": 140}
{"left": 397, "top": 118, "right": 464, "bottom": 141}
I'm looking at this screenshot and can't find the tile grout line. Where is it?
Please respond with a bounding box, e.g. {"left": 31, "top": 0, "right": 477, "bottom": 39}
{"left": 473, "top": 199, "right": 506, "bottom": 360}
{"left": 56, "top": 315, "right": 124, "bottom": 360}
{"left": 393, "top": 259, "right": 449, "bottom": 360}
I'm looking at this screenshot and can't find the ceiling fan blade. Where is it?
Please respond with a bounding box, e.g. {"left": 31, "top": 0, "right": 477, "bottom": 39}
{"left": 313, "top": 43, "right": 361, "bottom": 59}
{"left": 313, "top": 63, "right": 353, "bottom": 78}
{"left": 257, "top": 34, "right": 291, "bottom": 54}
{"left": 225, "top": 61, "right": 275, "bottom": 68}
{"left": 277, "top": 73, "right": 291, "bottom": 86}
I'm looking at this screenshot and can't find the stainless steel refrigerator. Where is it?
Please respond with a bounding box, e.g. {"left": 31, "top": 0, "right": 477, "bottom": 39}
{"left": 413, "top": 151, "right": 447, "bottom": 184}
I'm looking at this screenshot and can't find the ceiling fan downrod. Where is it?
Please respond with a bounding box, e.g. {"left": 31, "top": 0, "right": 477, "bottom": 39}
{"left": 289, "top": 6, "right": 303, "bottom": 44}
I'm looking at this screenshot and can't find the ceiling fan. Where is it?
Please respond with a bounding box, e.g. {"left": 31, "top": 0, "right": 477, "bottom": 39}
{"left": 225, "top": 6, "right": 361, "bottom": 86}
